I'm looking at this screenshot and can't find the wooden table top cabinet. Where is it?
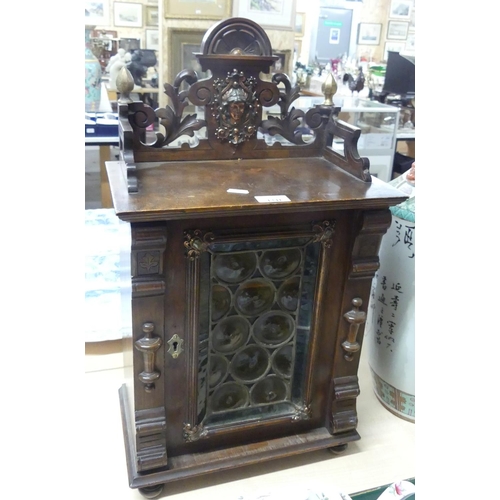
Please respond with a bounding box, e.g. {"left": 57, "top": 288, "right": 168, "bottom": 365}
{"left": 106, "top": 18, "right": 407, "bottom": 498}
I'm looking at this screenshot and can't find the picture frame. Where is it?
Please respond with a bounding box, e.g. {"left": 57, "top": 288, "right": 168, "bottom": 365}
{"left": 409, "top": 9, "right": 415, "bottom": 32}
{"left": 329, "top": 28, "right": 340, "bottom": 45}
{"left": 384, "top": 41, "right": 405, "bottom": 61}
{"left": 389, "top": 0, "right": 412, "bottom": 20}
{"left": 294, "top": 38, "right": 302, "bottom": 60}
{"left": 85, "top": 1, "right": 110, "bottom": 25}
{"left": 387, "top": 21, "right": 409, "bottom": 40}
{"left": 233, "top": 0, "right": 296, "bottom": 30}
{"left": 145, "top": 6, "right": 158, "bottom": 26}
{"left": 164, "top": 0, "right": 231, "bottom": 19}
{"left": 295, "top": 12, "right": 305, "bottom": 36}
{"left": 270, "top": 49, "right": 291, "bottom": 74}
{"left": 114, "top": 2, "right": 143, "bottom": 27}
{"left": 169, "top": 28, "right": 209, "bottom": 88}
{"left": 405, "top": 33, "right": 415, "bottom": 51}
{"left": 146, "top": 29, "right": 159, "bottom": 50}
{"left": 357, "top": 23, "right": 382, "bottom": 45}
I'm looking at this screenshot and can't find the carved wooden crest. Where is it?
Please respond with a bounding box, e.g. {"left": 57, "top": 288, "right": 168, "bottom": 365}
{"left": 116, "top": 17, "right": 372, "bottom": 192}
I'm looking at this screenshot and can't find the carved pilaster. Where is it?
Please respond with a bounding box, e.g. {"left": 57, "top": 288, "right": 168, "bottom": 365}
{"left": 330, "top": 376, "right": 360, "bottom": 435}
{"left": 135, "top": 407, "right": 168, "bottom": 471}
{"left": 329, "top": 210, "right": 392, "bottom": 436}
{"left": 130, "top": 223, "right": 168, "bottom": 471}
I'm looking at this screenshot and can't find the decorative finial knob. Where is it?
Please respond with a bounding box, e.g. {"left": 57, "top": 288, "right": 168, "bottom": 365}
{"left": 322, "top": 72, "right": 337, "bottom": 106}
{"left": 116, "top": 66, "right": 134, "bottom": 103}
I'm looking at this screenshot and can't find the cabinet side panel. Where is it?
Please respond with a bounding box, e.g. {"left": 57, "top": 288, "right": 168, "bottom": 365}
{"left": 328, "top": 209, "right": 392, "bottom": 435}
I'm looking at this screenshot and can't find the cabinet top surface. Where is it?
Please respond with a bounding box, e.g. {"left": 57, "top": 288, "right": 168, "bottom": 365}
{"left": 107, "top": 157, "right": 407, "bottom": 222}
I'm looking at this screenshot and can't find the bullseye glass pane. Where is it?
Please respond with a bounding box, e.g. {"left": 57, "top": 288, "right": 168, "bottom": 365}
{"left": 213, "top": 252, "right": 257, "bottom": 283}
{"left": 230, "top": 345, "right": 270, "bottom": 382}
{"left": 212, "top": 316, "right": 250, "bottom": 354}
{"left": 253, "top": 311, "right": 295, "bottom": 347}
{"left": 250, "top": 376, "right": 288, "bottom": 405}
{"left": 211, "top": 382, "right": 249, "bottom": 412}
{"left": 234, "top": 279, "right": 275, "bottom": 316}
{"left": 260, "top": 248, "right": 302, "bottom": 279}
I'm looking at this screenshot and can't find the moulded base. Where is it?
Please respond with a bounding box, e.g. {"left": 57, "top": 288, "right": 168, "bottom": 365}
{"left": 118, "top": 384, "right": 360, "bottom": 492}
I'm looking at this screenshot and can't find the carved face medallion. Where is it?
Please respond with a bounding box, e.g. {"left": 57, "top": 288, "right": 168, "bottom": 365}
{"left": 212, "top": 69, "right": 259, "bottom": 145}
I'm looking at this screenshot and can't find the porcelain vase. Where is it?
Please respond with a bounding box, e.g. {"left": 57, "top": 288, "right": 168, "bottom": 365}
{"left": 85, "top": 25, "right": 102, "bottom": 112}
{"left": 365, "top": 168, "right": 415, "bottom": 422}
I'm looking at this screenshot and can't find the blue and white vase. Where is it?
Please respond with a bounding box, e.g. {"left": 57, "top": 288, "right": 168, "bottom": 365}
{"left": 365, "top": 166, "right": 415, "bottom": 422}
{"left": 85, "top": 25, "right": 102, "bottom": 112}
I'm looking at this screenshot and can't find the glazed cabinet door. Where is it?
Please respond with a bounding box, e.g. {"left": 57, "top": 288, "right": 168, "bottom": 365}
{"left": 164, "top": 214, "right": 346, "bottom": 458}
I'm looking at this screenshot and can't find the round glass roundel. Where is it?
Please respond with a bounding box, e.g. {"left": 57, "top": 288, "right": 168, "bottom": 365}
{"left": 211, "top": 284, "right": 231, "bottom": 322}
{"left": 208, "top": 354, "right": 229, "bottom": 388}
{"left": 250, "top": 376, "right": 288, "bottom": 405}
{"left": 210, "top": 382, "right": 249, "bottom": 412}
{"left": 211, "top": 316, "right": 250, "bottom": 354}
{"left": 272, "top": 344, "right": 293, "bottom": 378}
{"left": 234, "top": 279, "right": 275, "bottom": 317}
{"left": 277, "top": 276, "right": 300, "bottom": 312}
{"left": 230, "top": 345, "right": 270, "bottom": 383}
{"left": 252, "top": 311, "right": 295, "bottom": 347}
{"left": 213, "top": 252, "right": 257, "bottom": 284}
{"left": 259, "top": 248, "right": 302, "bottom": 280}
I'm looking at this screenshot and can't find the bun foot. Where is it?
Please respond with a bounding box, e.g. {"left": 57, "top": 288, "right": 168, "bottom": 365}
{"left": 139, "top": 484, "right": 164, "bottom": 498}
{"left": 328, "top": 443, "right": 348, "bottom": 455}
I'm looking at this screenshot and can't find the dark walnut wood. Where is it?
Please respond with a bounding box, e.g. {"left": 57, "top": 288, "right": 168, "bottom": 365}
{"left": 108, "top": 18, "right": 407, "bottom": 498}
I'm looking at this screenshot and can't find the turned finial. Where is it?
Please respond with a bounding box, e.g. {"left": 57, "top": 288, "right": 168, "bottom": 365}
{"left": 116, "top": 66, "right": 135, "bottom": 103}
{"left": 322, "top": 72, "right": 337, "bottom": 106}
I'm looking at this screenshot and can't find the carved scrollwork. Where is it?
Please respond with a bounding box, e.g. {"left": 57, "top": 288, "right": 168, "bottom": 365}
{"left": 148, "top": 69, "right": 207, "bottom": 147}
{"left": 212, "top": 69, "right": 260, "bottom": 145}
{"left": 183, "top": 229, "right": 215, "bottom": 260}
{"left": 312, "top": 220, "right": 336, "bottom": 248}
{"left": 260, "top": 73, "right": 308, "bottom": 145}
{"left": 183, "top": 423, "right": 208, "bottom": 442}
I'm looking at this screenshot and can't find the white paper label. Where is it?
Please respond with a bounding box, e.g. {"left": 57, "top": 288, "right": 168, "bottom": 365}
{"left": 227, "top": 188, "right": 249, "bottom": 194}
{"left": 254, "top": 195, "right": 291, "bottom": 203}
{"left": 87, "top": 128, "right": 95, "bottom": 134}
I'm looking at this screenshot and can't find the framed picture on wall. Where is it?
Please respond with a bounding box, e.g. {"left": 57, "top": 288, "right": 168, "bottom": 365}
{"left": 295, "top": 12, "right": 305, "bottom": 36}
{"left": 169, "top": 28, "right": 209, "bottom": 88}
{"left": 294, "top": 38, "right": 302, "bottom": 60}
{"left": 233, "top": 0, "right": 295, "bottom": 30}
{"left": 409, "top": 9, "right": 415, "bottom": 32}
{"left": 270, "top": 50, "right": 291, "bottom": 74}
{"left": 145, "top": 6, "right": 158, "bottom": 26}
{"left": 329, "top": 28, "right": 340, "bottom": 44}
{"left": 387, "top": 21, "right": 409, "bottom": 40}
{"left": 405, "top": 33, "right": 415, "bottom": 51}
{"left": 357, "top": 23, "right": 382, "bottom": 45}
{"left": 146, "top": 29, "right": 159, "bottom": 50}
{"left": 164, "top": 0, "right": 231, "bottom": 19}
{"left": 384, "top": 41, "right": 405, "bottom": 61}
{"left": 389, "top": 0, "right": 412, "bottom": 20}
{"left": 85, "top": 1, "right": 110, "bottom": 25}
{"left": 114, "top": 2, "right": 143, "bottom": 27}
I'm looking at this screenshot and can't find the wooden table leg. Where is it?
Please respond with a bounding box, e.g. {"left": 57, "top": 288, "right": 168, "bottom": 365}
{"left": 99, "top": 145, "right": 113, "bottom": 208}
